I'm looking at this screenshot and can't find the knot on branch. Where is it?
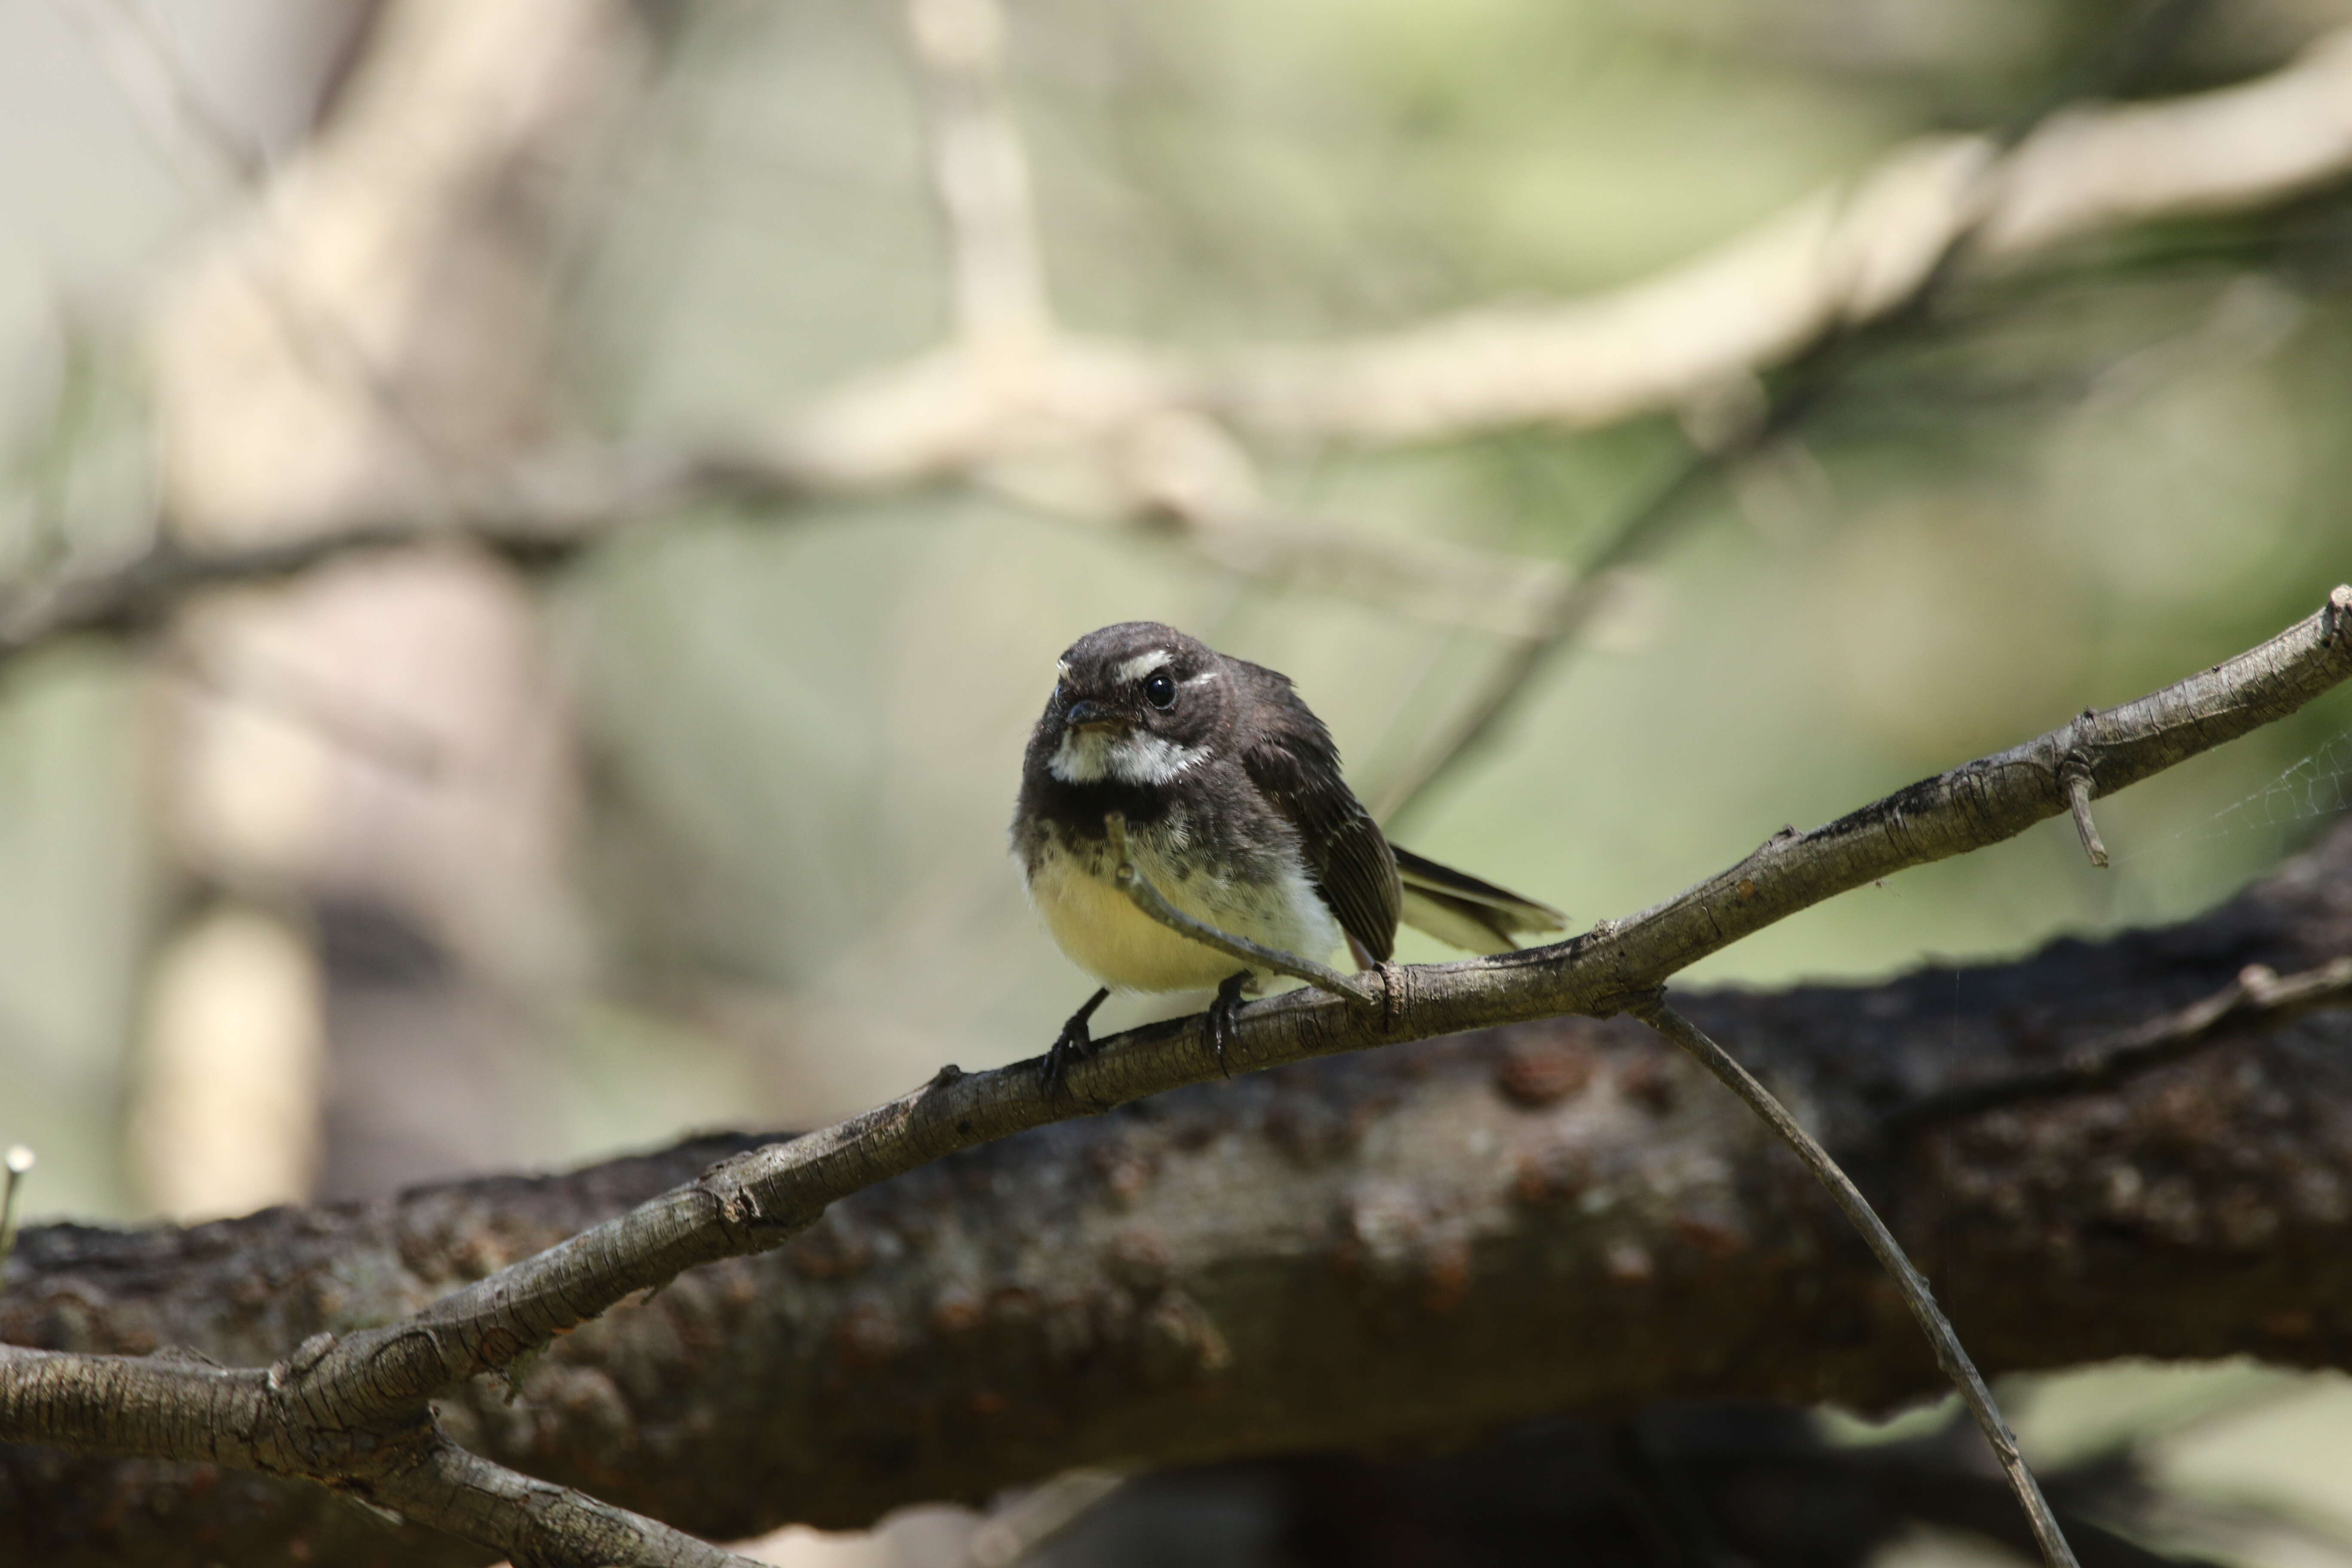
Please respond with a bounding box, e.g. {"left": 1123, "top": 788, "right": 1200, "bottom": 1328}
{"left": 696, "top": 1164, "right": 824, "bottom": 1246}
{"left": 264, "top": 1331, "right": 337, "bottom": 1402}
{"left": 249, "top": 1372, "right": 438, "bottom": 1488}
{"left": 705, "top": 1176, "right": 765, "bottom": 1234}
{"left": 1373, "top": 960, "right": 1408, "bottom": 1029}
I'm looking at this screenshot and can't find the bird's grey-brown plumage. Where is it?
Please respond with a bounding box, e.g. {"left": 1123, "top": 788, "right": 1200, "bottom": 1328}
{"left": 1013, "top": 621, "right": 1565, "bottom": 1087}
{"left": 1231, "top": 657, "right": 1402, "bottom": 962}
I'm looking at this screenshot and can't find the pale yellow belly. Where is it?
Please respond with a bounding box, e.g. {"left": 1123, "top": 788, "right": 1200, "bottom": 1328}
{"left": 1025, "top": 837, "right": 1343, "bottom": 994}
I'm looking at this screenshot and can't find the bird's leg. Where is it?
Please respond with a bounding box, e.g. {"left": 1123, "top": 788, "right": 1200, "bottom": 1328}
{"left": 1207, "top": 970, "right": 1252, "bottom": 1077}
{"left": 1041, "top": 987, "right": 1112, "bottom": 1097}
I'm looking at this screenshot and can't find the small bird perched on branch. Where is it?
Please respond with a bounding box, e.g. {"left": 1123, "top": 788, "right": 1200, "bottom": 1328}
{"left": 1013, "top": 621, "right": 1565, "bottom": 1090}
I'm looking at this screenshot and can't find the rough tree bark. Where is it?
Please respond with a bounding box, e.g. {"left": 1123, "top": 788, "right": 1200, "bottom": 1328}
{"left": 5, "top": 791, "right": 2351, "bottom": 1564}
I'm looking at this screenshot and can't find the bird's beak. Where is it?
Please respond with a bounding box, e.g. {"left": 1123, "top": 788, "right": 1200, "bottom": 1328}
{"left": 1063, "top": 698, "right": 1121, "bottom": 731}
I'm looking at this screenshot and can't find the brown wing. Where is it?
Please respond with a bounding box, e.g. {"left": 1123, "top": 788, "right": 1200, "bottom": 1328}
{"left": 1231, "top": 660, "right": 1402, "bottom": 964}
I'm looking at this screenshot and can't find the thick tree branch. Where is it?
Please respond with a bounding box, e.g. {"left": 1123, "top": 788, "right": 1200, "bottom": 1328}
{"left": 0, "top": 1345, "right": 267, "bottom": 1471}
{"left": 4, "top": 589, "right": 2347, "bottom": 1564}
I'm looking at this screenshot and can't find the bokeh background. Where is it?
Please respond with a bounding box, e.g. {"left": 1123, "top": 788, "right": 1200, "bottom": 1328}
{"left": 3, "top": 0, "right": 2352, "bottom": 1563}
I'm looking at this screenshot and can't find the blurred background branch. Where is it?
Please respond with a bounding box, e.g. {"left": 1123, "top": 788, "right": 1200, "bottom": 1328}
{"left": 5, "top": 22, "right": 2350, "bottom": 671}
{"left": 906, "top": 0, "right": 1052, "bottom": 346}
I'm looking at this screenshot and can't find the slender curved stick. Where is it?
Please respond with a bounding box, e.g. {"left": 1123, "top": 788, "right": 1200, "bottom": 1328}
{"left": 1632, "top": 999, "right": 2080, "bottom": 1568}
{"left": 1102, "top": 812, "right": 1380, "bottom": 1009}
{"left": 1373, "top": 460, "right": 1713, "bottom": 822}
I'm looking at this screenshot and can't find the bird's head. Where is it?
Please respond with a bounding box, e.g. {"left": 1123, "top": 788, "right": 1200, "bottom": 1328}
{"left": 1038, "top": 622, "right": 1234, "bottom": 785}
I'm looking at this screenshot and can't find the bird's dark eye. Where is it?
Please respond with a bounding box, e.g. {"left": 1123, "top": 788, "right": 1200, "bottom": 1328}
{"left": 1142, "top": 671, "right": 1177, "bottom": 709}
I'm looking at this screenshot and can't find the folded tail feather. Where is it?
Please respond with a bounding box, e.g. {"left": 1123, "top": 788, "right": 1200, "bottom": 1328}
{"left": 1391, "top": 845, "right": 1566, "bottom": 956}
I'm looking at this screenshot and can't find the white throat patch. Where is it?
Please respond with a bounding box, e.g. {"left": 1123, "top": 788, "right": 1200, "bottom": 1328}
{"left": 1049, "top": 726, "right": 1202, "bottom": 785}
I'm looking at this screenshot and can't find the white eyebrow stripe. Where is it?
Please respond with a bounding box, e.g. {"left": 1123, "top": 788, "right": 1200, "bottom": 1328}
{"left": 1113, "top": 650, "right": 1175, "bottom": 684}
{"left": 1056, "top": 658, "right": 1072, "bottom": 679}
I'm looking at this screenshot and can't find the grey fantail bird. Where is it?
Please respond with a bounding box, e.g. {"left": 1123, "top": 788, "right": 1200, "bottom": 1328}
{"left": 1012, "top": 621, "right": 1565, "bottom": 1090}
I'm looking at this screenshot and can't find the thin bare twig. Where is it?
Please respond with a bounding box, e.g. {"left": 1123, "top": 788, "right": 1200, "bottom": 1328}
{"left": 1632, "top": 1000, "right": 2079, "bottom": 1568}
{"left": 2064, "top": 761, "right": 2111, "bottom": 867}
{"left": 0, "top": 445, "right": 728, "bottom": 661}
{"left": 1888, "top": 955, "right": 2352, "bottom": 1133}
{"left": 0, "top": 435, "right": 1574, "bottom": 662}
{"left": 1102, "top": 811, "right": 1380, "bottom": 1011}
{"left": 1369, "top": 454, "right": 1717, "bottom": 821}
{"left": 367, "top": 1433, "right": 771, "bottom": 1568}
